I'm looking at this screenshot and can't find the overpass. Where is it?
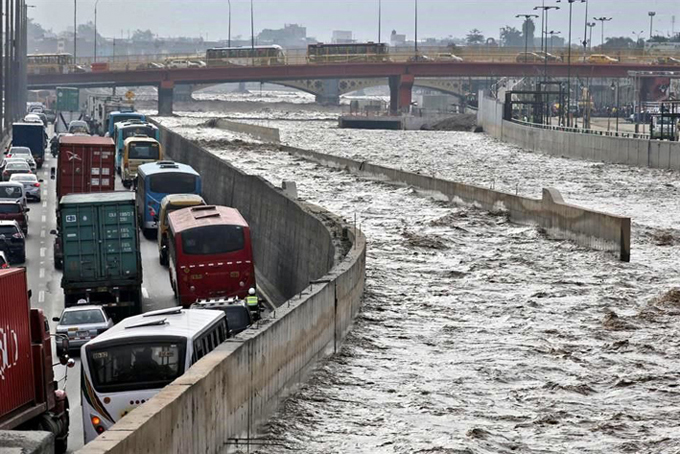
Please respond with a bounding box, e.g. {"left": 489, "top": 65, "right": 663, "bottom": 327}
{"left": 28, "top": 61, "right": 680, "bottom": 114}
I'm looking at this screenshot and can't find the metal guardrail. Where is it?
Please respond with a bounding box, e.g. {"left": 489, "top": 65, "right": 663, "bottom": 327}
{"left": 512, "top": 119, "right": 652, "bottom": 140}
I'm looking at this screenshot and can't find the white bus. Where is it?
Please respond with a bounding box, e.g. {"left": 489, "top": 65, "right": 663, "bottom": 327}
{"left": 80, "top": 307, "right": 229, "bottom": 443}
{"left": 205, "top": 45, "right": 285, "bottom": 66}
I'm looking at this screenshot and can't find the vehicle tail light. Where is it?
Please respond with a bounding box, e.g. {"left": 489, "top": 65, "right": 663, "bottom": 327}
{"left": 0, "top": 264, "right": 8, "bottom": 269}
{"left": 12, "top": 233, "right": 22, "bottom": 239}
{"left": 148, "top": 205, "right": 156, "bottom": 217}
{"left": 91, "top": 415, "right": 105, "bottom": 434}
{"left": 33, "top": 182, "right": 40, "bottom": 187}
{"left": 91, "top": 416, "right": 101, "bottom": 426}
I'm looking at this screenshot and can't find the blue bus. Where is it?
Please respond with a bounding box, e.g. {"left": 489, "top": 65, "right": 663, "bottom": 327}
{"left": 135, "top": 161, "right": 202, "bottom": 238}
{"left": 114, "top": 121, "right": 160, "bottom": 173}
{"left": 107, "top": 111, "right": 146, "bottom": 137}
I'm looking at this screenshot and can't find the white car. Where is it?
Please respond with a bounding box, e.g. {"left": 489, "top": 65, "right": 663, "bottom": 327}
{"left": 5, "top": 146, "right": 36, "bottom": 172}
{"left": 23, "top": 113, "right": 44, "bottom": 125}
{"left": 166, "top": 59, "right": 191, "bottom": 69}
{"left": 53, "top": 305, "right": 114, "bottom": 355}
{"left": 9, "top": 174, "right": 42, "bottom": 202}
{"left": 0, "top": 181, "right": 27, "bottom": 208}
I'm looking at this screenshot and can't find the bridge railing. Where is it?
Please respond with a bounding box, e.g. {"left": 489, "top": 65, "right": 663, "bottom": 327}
{"left": 512, "top": 119, "right": 652, "bottom": 140}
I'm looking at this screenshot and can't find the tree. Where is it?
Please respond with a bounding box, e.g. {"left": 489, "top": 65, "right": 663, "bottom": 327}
{"left": 466, "top": 29, "right": 485, "bottom": 45}
{"left": 131, "top": 29, "right": 155, "bottom": 42}
{"left": 522, "top": 18, "right": 536, "bottom": 48}
{"left": 27, "top": 18, "right": 47, "bottom": 41}
{"left": 500, "top": 26, "right": 523, "bottom": 47}
{"left": 648, "top": 34, "right": 668, "bottom": 43}
{"left": 77, "top": 22, "right": 99, "bottom": 41}
{"left": 600, "top": 36, "right": 635, "bottom": 50}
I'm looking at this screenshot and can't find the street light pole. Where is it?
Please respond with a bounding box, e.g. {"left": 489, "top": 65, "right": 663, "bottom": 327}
{"left": 557, "top": 0, "right": 586, "bottom": 127}
{"left": 73, "top": 0, "right": 77, "bottom": 61}
{"left": 94, "top": 0, "right": 100, "bottom": 61}
{"left": 594, "top": 16, "right": 612, "bottom": 47}
{"left": 648, "top": 11, "right": 656, "bottom": 39}
{"left": 587, "top": 22, "right": 595, "bottom": 50}
{"left": 581, "top": 0, "right": 589, "bottom": 62}
{"left": 547, "top": 31, "right": 561, "bottom": 52}
{"left": 516, "top": 14, "right": 539, "bottom": 63}
{"left": 250, "top": 0, "right": 254, "bottom": 51}
{"left": 414, "top": 0, "right": 418, "bottom": 59}
{"left": 227, "top": 0, "right": 231, "bottom": 47}
{"left": 378, "top": 0, "right": 381, "bottom": 43}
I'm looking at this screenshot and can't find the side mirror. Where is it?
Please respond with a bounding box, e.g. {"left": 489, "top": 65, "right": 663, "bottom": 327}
{"left": 27, "top": 289, "right": 32, "bottom": 299}
{"left": 50, "top": 167, "right": 56, "bottom": 180}
{"left": 52, "top": 316, "right": 60, "bottom": 322}
{"left": 25, "top": 208, "right": 30, "bottom": 213}
{"left": 39, "top": 179, "right": 44, "bottom": 183}
{"left": 49, "top": 229, "right": 57, "bottom": 235}
{"left": 3, "top": 150, "right": 7, "bottom": 155}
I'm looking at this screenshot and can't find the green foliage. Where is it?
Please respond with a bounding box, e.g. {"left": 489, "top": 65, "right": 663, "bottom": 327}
{"left": 466, "top": 29, "right": 485, "bottom": 45}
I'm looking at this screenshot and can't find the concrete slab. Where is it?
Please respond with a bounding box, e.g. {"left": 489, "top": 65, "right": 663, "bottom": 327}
{"left": 0, "top": 431, "right": 53, "bottom": 454}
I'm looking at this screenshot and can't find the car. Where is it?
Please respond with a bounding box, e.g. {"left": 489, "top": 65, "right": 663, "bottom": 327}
{"left": 0, "top": 181, "right": 27, "bottom": 208}
{"left": 0, "top": 220, "right": 25, "bottom": 263}
{"left": 0, "top": 251, "right": 9, "bottom": 268}
{"left": 434, "top": 53, "right": 464, "bottom": 62}
{"left": 2, "top": 161, "right": 31, "bottom": 181}
{"left": 136, "top": 62, "right": 164, "bottom": 70}
{"left": 587, "top": 54, "right": 618, "bottom": 64}
{"left": 52, "top": 305, "right": 114, "bottom": 356}
{"left": 5, "top": 146, "right": 36, "bottom": 172}
{"left": 516, "top": 52, "right": 545, "bottom": 63}
{"left": 189, "top": 60, "right": 207, "bottom": 68}
{"left": 654, "top": 56, "right": 680, "bottom": 65}
{"left": 9, "top": 174, "right": 42, "bottom": 202}
{"left": 0, "top": 201, "right": 29, "bottom": 235}
{"left": 23, "top": 113, "right": 44, "bottom": 125}
{"left": 165, "top": 59, "right": 192, "bottom": 69}
{"left": 33, "top": 112, "right": 48, "bottom": 127}
{"left": 191, "top": 298, "right": 253, "bottom": 336}
{"left": 535, "top": 51, "right": 561, "bottom": 62}
{"left": 67, "top": 120, "right": 90, "bottom": 135}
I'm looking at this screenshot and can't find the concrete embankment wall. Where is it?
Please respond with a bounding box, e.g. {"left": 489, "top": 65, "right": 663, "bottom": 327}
{"left": 282, "top": 145, "right": 631, "bottom": 262}
{"left": 76, "top": 123, "right": 366, "bottom": 454}
{"left": 207, "top": 118, "right": 281, "bottom": 143}
{"left": 477, "top": 93, "right": 680, "bottom": 170}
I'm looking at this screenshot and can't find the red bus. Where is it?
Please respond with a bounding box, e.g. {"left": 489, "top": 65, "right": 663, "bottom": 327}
{"left": 167, "top": 205, "right": 255, "bottom": 307}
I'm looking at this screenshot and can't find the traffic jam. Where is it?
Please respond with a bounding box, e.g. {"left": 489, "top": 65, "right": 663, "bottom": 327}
{"left": 0, "top": 89, "right": 261, "bottom": 451}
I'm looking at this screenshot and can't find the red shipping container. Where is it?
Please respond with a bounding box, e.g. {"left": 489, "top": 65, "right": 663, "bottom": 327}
{"left": 90, "top": 62, "right": 109, "bottom": 72}
{"left": 0, "top": 268, "right": 35, "bottom": 420}
{"left": 57, "top": 136, "right": 116, "bottom": 200}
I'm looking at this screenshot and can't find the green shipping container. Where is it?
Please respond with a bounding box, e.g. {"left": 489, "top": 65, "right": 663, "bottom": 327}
{"left": 59, "top": 192, "right": 142, "bottom": 294}
{"left": 56, "top": 87, "right": 80, "bottom": 112}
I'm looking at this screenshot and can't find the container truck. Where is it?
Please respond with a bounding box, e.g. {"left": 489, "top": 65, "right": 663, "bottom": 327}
{"left": 53, "top": 136, "right": 116, "bottom": 200}
{"left": 54, "top": 87, "right": 83, "bottom": 134}
{"left": 54, "top": 192, "right": 143, "bottom": 320}
{"left": 0, "top": 268, "right": 74, "bottom": 453}
{"left": 11, "top": 122, "right": 46, "bottom": 169}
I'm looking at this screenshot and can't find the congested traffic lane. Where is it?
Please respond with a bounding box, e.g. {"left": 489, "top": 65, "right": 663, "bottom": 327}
{"left": 22, "top": 140, "right": 177, "bottom": 452}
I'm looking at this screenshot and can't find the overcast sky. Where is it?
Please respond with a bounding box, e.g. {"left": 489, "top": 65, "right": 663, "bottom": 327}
{"left": 28, "top": 0, "right": 680, "bottom": 44}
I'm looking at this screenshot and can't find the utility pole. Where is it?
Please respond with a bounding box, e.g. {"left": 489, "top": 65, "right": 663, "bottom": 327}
{"left": 94, "top": 0, "right": 100, "bottom": 61}
{"left": 73, "top": 0, "right": 77, "bottom": 61}
{"left": 594, "top": 16, "right": 612, "bottom": 47}
{"left": 648, "top": 11, "right": 656, "bottom": 39}
{"left": 558, "top": 0, "right": 585, "bottom": 127}
{"left": 378, "top": 0, "right": 381, "bottom": 43}
{"left": 516, "top": 14, "right": 539, "bottom": 63}
{"left": 227, "top": 0, "right": 231, "bottom": 47}
{"left": 414, "top": 0, "right": 418, "bottom": 59}
{"left": 250, "top": 0, "right": 255, "bottom": 51}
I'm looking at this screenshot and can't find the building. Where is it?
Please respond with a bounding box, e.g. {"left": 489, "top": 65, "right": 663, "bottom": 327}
{"left": 331, "top": 30, "right": 354, "bottom": 44}
{"left": 390, "top": 30, "right": 406, "bottom": 47}
{"left": 257, "top": 24, "right": 307, "bottom": 47}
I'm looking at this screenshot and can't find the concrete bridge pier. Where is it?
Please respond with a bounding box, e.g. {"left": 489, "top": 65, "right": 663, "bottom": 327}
{"left": 158, "top": 81, "right": 175, "bottom": 116}
{"left": 389, "top": 74, "right": 414, "bottom": 114}
{"left": 315, "top": 79, "right": 341, "bottom": 105}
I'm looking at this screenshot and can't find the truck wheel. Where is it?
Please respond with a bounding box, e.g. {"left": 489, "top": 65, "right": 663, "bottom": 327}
{"left": 37, "top": 162, "right": 43, "bottom": 170}
{"left": 159, "top": 249, "right": 168, "bottom": 266}
{"left": 123, "top": 180, "right": 131, "bottom": 189}
{"left": 54, "top": 257, "right": 63, "bottom": 270}
{"left": 142, "top": 228, "right": 156, "bottom": 240}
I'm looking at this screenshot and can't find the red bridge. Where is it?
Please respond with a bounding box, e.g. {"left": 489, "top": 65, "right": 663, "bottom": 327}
{"left": 28, "top": 61, "right": 678, "bottom": 114}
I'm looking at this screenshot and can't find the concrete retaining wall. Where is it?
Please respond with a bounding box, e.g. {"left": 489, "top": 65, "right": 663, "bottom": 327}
{"left": 282, "top": 145, "right": 631, "bottom": 262}
{"left": 75, "top": 124, "right": 366, "bottom": 454}
{"left": 207, "top": 118, "right": 280, "bottom": 143}
{"left": 477, "top": 93, "right": 680, "bottom": 170}
{"left": 0, "top": 431, "right": 53, "bottom": 454}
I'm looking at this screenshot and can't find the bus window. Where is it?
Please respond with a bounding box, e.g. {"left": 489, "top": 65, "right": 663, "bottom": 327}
{"left": 88, "top": 341, "right": 185, "bottom": 393}
{"left": 182, "top": 225, "right": 245, "bottom": 255}
{"left": 149, "top": 173, "right": 197, "bottom": 194}
{"left": 129, "top": 142, "right": 160, "bottom": 160}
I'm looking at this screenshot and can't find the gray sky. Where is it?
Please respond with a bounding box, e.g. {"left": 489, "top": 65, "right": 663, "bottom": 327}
{"left": 29, "top": 0, "right": 680, "bottom": 44}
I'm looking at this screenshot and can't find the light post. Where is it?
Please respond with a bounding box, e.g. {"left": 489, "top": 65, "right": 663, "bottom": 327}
{"left": 587, "top": 21, "right": 595, "bottom": 50}
{"left": 227, "top": 0, "right": 231, "bottom": 47}
{"left": 534, "top": 5, "right": 559, "bottom": 77}
{"left": 594, "top": 16, "right": 612, "bottom": 47}
{"left": 547, "top": 30, "right": 561, "bottom": 52}
{"left": 94, "top": 0, "right": 100, "bottom": 61}
{"left": 378, "top": 0, "right": 381, "bottom": 43}
{"left": 250, "top": 0, "right": 254, "bottom": 52}
{"left": 73, "top": 0, "right": 77, "bottom": 61}
{"left": 581, "top": 0, "right": 589, "bottom": 61}
{"left": 648, "top": 11, "right": 656, "bottom": 39}
{"left": 516, "top": 14, "right": 539, "bottom": 63}
{"left": 632, "top": 30, "right": 644, "bottom": 47}
{"left": 558, "top": 0, "right": 586, "bottom": 128}
{"left": 414, "top": 0, "right": 418, "bottom": 60}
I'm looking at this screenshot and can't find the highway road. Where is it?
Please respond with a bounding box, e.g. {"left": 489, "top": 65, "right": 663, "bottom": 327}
{"left": 23, "top": 145, "right": 177, "bottom": 452}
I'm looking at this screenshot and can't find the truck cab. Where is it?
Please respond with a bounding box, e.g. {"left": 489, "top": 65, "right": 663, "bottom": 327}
{"left": 11, "top": 122, "right": 46, "bottom": 169}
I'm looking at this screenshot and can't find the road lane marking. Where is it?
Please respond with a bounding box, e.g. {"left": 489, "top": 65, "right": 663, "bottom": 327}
{"left": 142, "top": 287, "right": 149, "bottom": 299}
{"left": 39, "top": 268, "right": 45, "bottom": 278}
{"left": 40, "top": 247, "right": 46, "bottom": 257}
{"left": 41, "top": 215, "right": 46, "bottom": 223}
{"left": 40, "top": 230, "right": 45, "bottom": 238}
{"left": 42, "top": 201, "right": 47, "bottom": 208}
{"left": 38, "top": 291, "right": 45, "bottom": 303}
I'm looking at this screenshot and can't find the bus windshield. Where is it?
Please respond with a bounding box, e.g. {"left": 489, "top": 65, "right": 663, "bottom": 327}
{"left": 123, "top": 126, "right": 155, "bottom": 140}
{"left": 149, "top": 173, "right": 197, "bottom": 194}
{"left": 129, "top": 142, "right": 160, "bottom": 160}
{"left": 181, "top": 225, "right": 245, "bottom": 255}
{"left": 87, "top": 340, "right": 186, "bottom": 393}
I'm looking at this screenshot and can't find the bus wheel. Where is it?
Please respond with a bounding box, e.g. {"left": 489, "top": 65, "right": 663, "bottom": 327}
{"left": 142, "top": 228, "right": 156, "bottom": 240}
{"left": 122, "top": 180, "right": 131, "bottom": 189}
{"left": 159, "top": 248, "right": 168, "bottom": 266}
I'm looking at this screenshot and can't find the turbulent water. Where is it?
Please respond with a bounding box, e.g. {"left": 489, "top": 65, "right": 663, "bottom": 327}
{"left": 159, "top": 94, "right": 680, "bottom": 453}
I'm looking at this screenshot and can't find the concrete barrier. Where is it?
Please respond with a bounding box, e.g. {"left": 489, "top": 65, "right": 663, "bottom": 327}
{"left": 75, "top": 123, "right": 366, "bottom": 454}
{"left": 282, "top": 145, "right": 631, "bottom": 262}
{"left": 0, "top": 431, "right": 53, "bottom": 454}
{"left": 207, "top": 118, "right": 280, "bottom": 143}
{"left": 477, "top": 93, "right": 680, "bottom": 170}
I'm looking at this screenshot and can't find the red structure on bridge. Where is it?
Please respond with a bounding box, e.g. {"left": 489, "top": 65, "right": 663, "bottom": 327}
{"left": 27, "top": 62, "right": 679, "bottom": 114}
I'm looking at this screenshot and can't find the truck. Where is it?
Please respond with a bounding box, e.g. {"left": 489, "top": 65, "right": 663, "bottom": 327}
{"left": 0, "top": 268, "right": 74, "bottom": 453}
{"left": 11, "top": 122, "right": 46, "bottom": 169}
{"left": 87, "top": 95, "right": 134, "bottom": 136}
{"left": 54, "top": 136, "right": 116, "bottom": 200}
{"left": 55, "top": 192, "right": 142, "bottom": 321}
{"left": 54, "top": 87, "right": 82, "bottom": 135}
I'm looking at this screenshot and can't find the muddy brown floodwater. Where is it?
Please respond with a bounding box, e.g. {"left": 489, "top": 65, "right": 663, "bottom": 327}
{"left": 159, "top": 103, "right": 680, "bottom": 453}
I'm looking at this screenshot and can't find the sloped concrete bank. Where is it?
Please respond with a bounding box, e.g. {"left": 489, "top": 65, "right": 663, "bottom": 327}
{"left": 281, "top": 145, "right": 631, "bottom": 262}
{"left": 478, "top": 92, "right": 680, "bottom": 170}
{"left": 76, "top": 123, "right": 366, "bottom": 453}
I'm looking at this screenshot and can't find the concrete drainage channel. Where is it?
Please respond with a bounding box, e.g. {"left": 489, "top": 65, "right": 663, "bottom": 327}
{"left": 73, "top": 123, "right": 366, "bottom": 454}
